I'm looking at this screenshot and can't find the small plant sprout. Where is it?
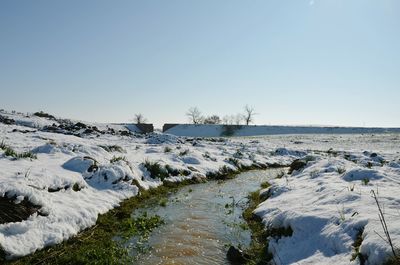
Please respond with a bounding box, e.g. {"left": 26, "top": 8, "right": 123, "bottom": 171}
{"left": 163, "top": 146, "right": 172, "bottom": 153}
{"left": 371, "top": 190, "right": 399, "bottom": 261}
{"left": 347, "top": 184, "right": 356, "bottom": 191}
{"left": 110, "top": 156, "right": 128, "bottom": 163}
{"left": 337, "top": 205, "right": 346, "bottom": 222}
{"left": 362, "top": 178, "right": 370, "bottom": 185}
{"left": 336, "top": 166, "right": 346, "bottom": 174}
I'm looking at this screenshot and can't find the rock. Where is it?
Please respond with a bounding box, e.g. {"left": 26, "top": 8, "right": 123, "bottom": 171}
{"left": 288, "top": 159, "right": 307, "bottom": 174}
{"left": 0, "top": 115, "right": 15, "bottom": 125}
{"left": 370, "top": 153, "right": 378, "bottom": 158}
{"left": 120, "top": 130, "right": 131, "bottom": 136}
{"left": 227, "top": 246, "right": 246, "bottom": 264}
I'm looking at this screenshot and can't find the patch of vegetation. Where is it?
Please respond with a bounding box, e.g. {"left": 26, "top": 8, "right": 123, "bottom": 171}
{"left": 72, "top": 183, "right": 81, "bottom": 192}
{"left": 163, "top": 146, "right": 172, "bottom": 153}
{"left": 202, "top": 151, "right": 217, "bottom": 161}
{"left": 142, "top": 160, "right": 169, "bottom": 180}
{"left": 164, "top": 164, "right": 180, "bottom": 176}
{"left": 337, "top": 166, "right": 346, "bottom": 174}
{"left": 242, "top": 182, "right": 293, "bottom": 264}
{"left": 0, "top": 140, "right": 7, "bottom": 150}
{"left": 351, "top": 227, "right": 367, "bottom": 265}
{"left": 158, "top": 198, "right": 168, "bottom": 207}
{"left": 178, "top": 149, "right": 189, "bottom": 156}
{"left": 242, "top": 190, "right": 273, "bottom": 264}
{"left": 0, "top": 141, "right": 37, "bottom": 160}
{"left": 260, "top": 181, "right": 271, "bottom": 189}
{"left": 227, "top": 157, "right": 242, "bottom": 169}
{"left": 120, "top": 212, "right": 164, "bottom": 239}
{"left": 221, "top": 125, "right": 242, "bottom": 137}
{"left": 110, "top": 156, "right": 128, "bottom": 163}
{"left": 99, "top": 145, "right": 124, "bottom": 153}
{"left": 362, "top": 178, "right": 370, "bottom": 185}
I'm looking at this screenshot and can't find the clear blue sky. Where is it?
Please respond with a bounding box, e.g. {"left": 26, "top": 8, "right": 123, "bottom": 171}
{"left": 1, "top": 0, "right": 399, "bottom": 128}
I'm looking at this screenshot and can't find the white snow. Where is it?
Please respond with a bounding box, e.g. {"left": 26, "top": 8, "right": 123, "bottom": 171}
{"left": 1, "top": 111, "right": 399, "bottom": 264}
{"left": 254, "top": 153, "right": 400, "bottom": 265}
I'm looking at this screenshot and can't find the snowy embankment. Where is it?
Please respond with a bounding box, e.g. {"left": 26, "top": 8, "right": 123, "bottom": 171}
{"left": 164, "top": 124, "right": 400, "bottom": 137}
{"left": 255, "top": 151, "right": 400, "bottom": 264}
{"left": 0, "top": 111, "right": 292, "bottom": 259}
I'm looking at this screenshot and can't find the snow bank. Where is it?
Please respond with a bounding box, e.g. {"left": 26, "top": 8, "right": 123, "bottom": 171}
{"left": 254, "top": 154, "right": 400, "bottom": 264}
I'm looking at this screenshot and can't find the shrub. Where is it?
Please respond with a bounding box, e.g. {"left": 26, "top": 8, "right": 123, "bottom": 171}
{"left": 163, "top": 146, "right": 172, "bottom": 153}
{"left": 221, "top": 125, "right": 241, "bottom": 137}
{"left": 143, "top": 160, "right": 169, "bottom": 180}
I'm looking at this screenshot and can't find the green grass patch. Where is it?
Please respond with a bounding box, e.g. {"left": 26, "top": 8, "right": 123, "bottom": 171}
{"left": 260, "top": 181, "right": 271, "bottom": 189}
{"left": 0, "top": 141, "right": 37, "bottom": 160}
{"left": 242, "top": 181, "right": 293, "bottom": 264}
{"left": 142, "top": 160, "right": 169, "bottom": 180}
{"left": 4, "top": 184, "right": 181, "bottom": 265}
{"left": 242, "top": 189, "right": 273, "bottom": 264}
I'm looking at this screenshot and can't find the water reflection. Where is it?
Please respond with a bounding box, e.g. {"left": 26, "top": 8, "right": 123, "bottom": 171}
{"left": 131, "top": 169, "right": 278, "bottom": 265}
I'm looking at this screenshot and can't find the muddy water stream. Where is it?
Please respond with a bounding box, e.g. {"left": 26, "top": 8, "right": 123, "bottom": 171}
{"left": 130, "top": 169, "right": 279, "bottom": 265}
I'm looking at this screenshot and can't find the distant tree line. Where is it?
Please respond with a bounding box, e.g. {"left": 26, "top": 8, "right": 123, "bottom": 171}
{"left": 186, "top": 105, "right": 257, "bottom": 125}
{"left": 132, "top": 105, "right": 257, "bottom": 125}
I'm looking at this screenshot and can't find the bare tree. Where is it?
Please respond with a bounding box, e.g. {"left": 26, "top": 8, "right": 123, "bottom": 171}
{"left": 203, "top": 115, "right": 221, "bottom": 124}
{"left": 243, "top": 105, "right": 256, "bottom": 125}
{"left": 186, "top": 107, "right": 203, "bottom": 124}
{"left": 133, "top": 113, "right": 147, "bottom": 124}
{"left": 235, "top": 113, "right": 244, "bottom": 125}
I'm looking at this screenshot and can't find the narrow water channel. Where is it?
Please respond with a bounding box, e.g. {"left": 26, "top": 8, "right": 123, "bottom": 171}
{"left": 130, "top": 169, "right": 279, "bottom": 265}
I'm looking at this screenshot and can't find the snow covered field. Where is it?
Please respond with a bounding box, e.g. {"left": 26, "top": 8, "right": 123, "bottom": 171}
{"left": 0, "top": 111, "right": 399, "bottom": 264}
